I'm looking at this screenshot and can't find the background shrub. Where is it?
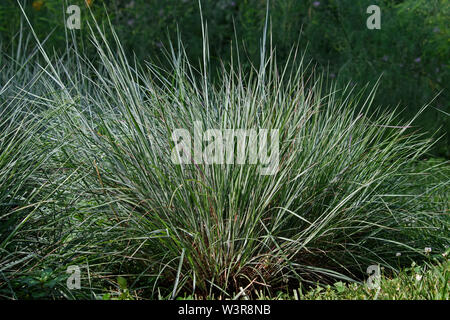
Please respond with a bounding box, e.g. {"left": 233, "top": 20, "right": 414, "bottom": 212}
{"left": 1, "top": 0, "right": 447, "bottom": 157}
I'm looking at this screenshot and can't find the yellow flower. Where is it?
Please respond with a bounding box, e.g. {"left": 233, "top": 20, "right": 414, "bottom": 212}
{"left": 32, "top": 0, "right": 44, "bottom": 11}
{"left": 85, "top": 0, "right": 94, "bottom": 7}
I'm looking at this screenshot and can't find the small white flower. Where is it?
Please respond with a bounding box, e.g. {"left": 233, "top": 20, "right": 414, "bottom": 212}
{"left": 415, "top": 274, "right": 422, "bottom": 281}
{"left": 424, "top": 247, "right": 432, "bottom": 253}
{"left": 396, "top": 252, "right": 401, "bottom": 257}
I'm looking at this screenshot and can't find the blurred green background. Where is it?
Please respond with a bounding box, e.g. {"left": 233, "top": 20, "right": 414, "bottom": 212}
{"left": 1, "top": 0, "right": 448, "bottom": 157}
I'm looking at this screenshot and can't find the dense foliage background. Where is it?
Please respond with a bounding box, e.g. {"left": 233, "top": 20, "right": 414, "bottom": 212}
{"left": 0, "top": 0, "right": 448, "bottom": 157}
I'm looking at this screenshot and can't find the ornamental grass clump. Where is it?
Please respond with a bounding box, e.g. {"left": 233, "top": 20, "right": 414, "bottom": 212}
{"left": 2, "top": 10, "right": 448, "bottom": 299}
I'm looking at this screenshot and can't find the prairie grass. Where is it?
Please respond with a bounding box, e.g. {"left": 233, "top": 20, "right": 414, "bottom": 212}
{"left": 0, "top": 11, "right": 448, "bottom": 299}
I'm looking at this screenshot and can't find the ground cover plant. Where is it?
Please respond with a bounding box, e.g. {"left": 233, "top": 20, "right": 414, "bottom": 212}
{"left": 175, "top": 255, "right": 449, "bottom": 300}
{"left": 0, "top": 2, "right": 448, "bottom": 300}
